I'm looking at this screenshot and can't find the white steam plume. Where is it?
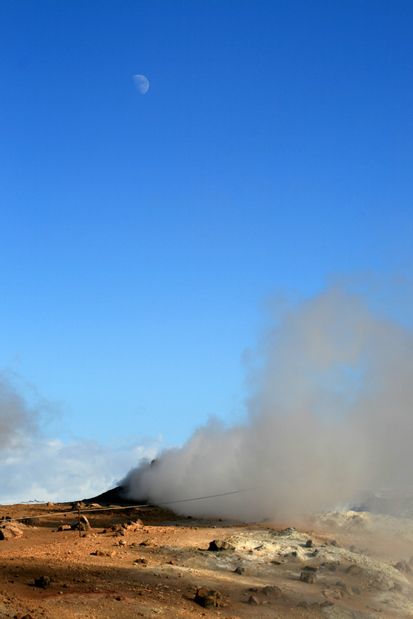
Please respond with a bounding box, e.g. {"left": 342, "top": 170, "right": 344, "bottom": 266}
{"left": 124, "top": 284, "right": 413, "bottom": 521}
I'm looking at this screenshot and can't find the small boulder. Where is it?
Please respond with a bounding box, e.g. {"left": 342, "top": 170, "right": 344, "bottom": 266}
{"left": 300, "top": 566, "right": 318, "bottom": 584}
{"left": 71, "top": 501, "right": 86, "bottom": 511}
{"left": 133, "top": 558, "right": 148, "bottom": 566}
{"left": 57, "top": 525, "right": 71, "bottom": 532}
{"left": 34, "top": 575, "right": 51, "bottom": 589}
{"left": 261, "top": 585, "right": 282, "bottom": 598}
{"left": 247, "top": 595, "right": 260, "bottom": 605}
{"left": 208, "top": 539, "right": 234, "bottom": 552}
{"left": 394, "top": 560, "right": 411, "bottom": 574}
{"left": 70, "top": 515, "right": 91, "bottom": 531}
{"left": 194, "top": 587, "right": 222, "bottom": 608}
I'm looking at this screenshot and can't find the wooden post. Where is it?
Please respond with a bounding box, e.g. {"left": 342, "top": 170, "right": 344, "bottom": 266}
{"left": 78, "top": 504, "right": 81, "bottom": 538}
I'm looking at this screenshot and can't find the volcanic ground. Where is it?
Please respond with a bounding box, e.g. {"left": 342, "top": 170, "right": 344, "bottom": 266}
{"left": 0, "top": 496, "right": 412, "bottom": 618}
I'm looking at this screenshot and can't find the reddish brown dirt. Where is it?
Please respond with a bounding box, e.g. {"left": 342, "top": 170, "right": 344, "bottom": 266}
{"left": 0, "top": 503, "right": 411, "bottom": 618}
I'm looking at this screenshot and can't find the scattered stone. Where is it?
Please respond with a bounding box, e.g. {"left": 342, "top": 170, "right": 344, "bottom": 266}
{"left": 134, "top": 558, "right": 148, "bottom": 566}
{"left": 90, "top": 550, "right": 108, "bottom": 557}
{"left": 300, "top": 566, "right": 318, "bottom": 583}
{"left": 194, "top": 587, "right": 222, "bottom": 608}
{"left": 207, "top": 540, "right": 234, "bottom": 552}
{"left": 305, "top": 539, "right": 313, "bottom": 548}
{"left": 57, "top": 525, "right": 71, "bottom": 532}
{"left": 121, "top": 519, "right": 143, "bottom": 532}
{"left": 247, "top": 595, "right": 260, "bottom": 605}
{"left": 234, "top": 566, "right": 245, "bottom": 575}
{"left": 33, "top": 576, "right": 51, "bottom": 589}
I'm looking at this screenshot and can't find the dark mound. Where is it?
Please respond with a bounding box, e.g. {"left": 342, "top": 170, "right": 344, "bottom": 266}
{"left": 84, "top": 485, "right": 147, "bottom": 506}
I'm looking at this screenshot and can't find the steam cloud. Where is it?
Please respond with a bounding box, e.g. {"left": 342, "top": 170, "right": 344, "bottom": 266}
{"left": 124, "top": 284, "right": 413, "bottom": 521}
{"left": 0, "top": 373, "right": 39, "bottom": 449}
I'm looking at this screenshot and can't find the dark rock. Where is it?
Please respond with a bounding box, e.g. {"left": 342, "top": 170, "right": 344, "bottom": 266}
{"left": 247, "top": 595, "right": 260, "bottom": 605}
{"left": 121, "top": 519, "right": 143, "bottom": 532}
{"left": 194, "top": 587, "right": 222, "bottom": 608}
{"left": 208, "top": 540, "right": 234, "bottom": 552}
{"left": 21, "top": 518, "right": 39, "bottom": 527}
{"left": 234, "top": 566, "right": 245, "bottom": 575}
{"left": 305, "top": 539, "right": 313, "bottom": 548}
{"left": 71, "top": 501, "right": 86, "bottom": 511}
{"left": 322, "top": 561, "right": 338, "bottom": 571}
{"left": 34, "top": 576, "right": 51, "bottom": 589}
{"left": 346, "top": 564, "right": 363, "bottom": 575}
{"left": 300, "top": 566, "right": 318, "bottom": 583}
{"left": 261, "top": 585, "right": 282, "bottom": 598}
{"left": 70, "top": 515, "right": 91, "bottom": 531}
{"left": 133, "top": 558, "right": 148, "bottom": 566}
{"left": 278, "top": 527, "right": 296, "bottom": 536}
{"left": 394, "top": 560, "right": 411, "bottom": 574}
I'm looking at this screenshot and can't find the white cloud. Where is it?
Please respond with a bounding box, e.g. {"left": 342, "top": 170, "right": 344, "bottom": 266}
{"left": 0, "top": 436, "right": 160, "bottom": 504}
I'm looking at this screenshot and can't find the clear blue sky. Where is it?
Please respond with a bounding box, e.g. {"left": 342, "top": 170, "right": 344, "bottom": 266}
{"left": 1, "top": 0, "right": 412, "bottom": 449}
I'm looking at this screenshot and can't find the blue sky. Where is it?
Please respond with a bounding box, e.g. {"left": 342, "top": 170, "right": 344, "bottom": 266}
{"left": 0, "top": 0, "right": 412, "bottom": 493}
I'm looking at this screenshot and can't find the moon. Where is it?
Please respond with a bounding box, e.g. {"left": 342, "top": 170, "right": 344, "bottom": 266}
{"left": 133, "top": 74, "right": 150, "bottom": 95}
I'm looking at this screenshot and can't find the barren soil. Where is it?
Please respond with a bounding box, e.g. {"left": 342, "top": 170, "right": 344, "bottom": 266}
{"left": 0, "top": 502, "right": 412, "bottom": 618}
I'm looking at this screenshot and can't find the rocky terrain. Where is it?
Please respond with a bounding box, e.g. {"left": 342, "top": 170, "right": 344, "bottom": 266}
{"left": 0, "top": 501, "right": 412, "bottom": 618}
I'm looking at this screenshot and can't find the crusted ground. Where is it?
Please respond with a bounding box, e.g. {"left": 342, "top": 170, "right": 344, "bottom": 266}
{"left": 0, "top": 502, "right": 412, "bottom": 618}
